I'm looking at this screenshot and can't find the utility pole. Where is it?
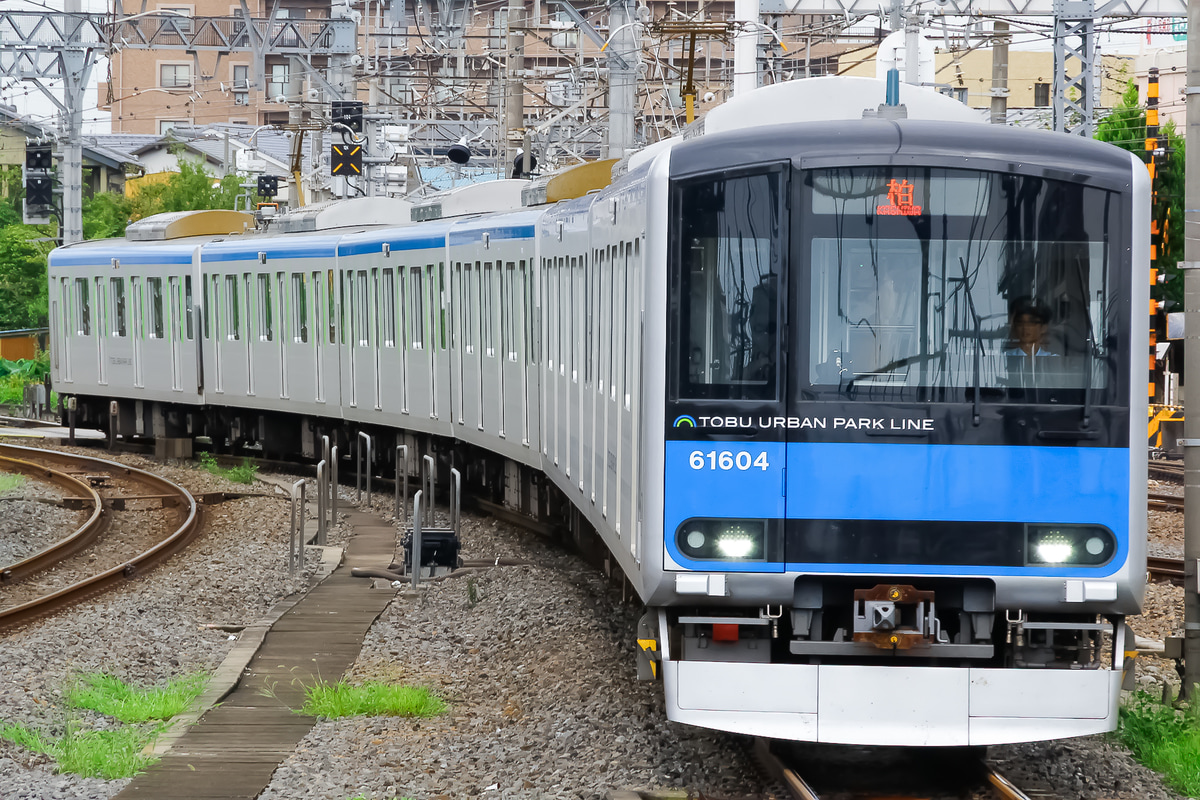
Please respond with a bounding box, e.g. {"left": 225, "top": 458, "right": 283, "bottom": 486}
{"left": 989, "top": 20, "right": 1010, "bottom": 125}
{"left": 503, "top": 0, "right": 525, "bottom": 178}
{"left": 606, "top": 0, "right": 637, "bottom": 159}
{"left": 733, "top": 0, "right": 760, "bottom": 96}
{"left": 1182, "top": 0, "right": 1200, "bottom": 699}
{"left": 60, "top": 0, "right": 86, "bottom": 244}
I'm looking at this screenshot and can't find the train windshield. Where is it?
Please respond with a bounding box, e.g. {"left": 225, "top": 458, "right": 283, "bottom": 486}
{"left": 805, "top": 166, "right": 1120, "bottom": 403}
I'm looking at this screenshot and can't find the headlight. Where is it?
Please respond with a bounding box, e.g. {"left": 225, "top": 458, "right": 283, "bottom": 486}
{"left": 1025, "top": 525, "right": 1115, "bottom": 566}
{"left": 677, "top": 519, "right": 767, "bottom": 561}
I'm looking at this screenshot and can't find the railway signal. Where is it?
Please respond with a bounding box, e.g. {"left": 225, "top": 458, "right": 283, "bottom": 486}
{"left": 331, "top": 144, "right": 362, "bottom": 176}
{"left": 331, "top": 101, "right": 364, "bottom": 133}
{"left": 257, "top": 175, "right": 279, "bottom": 198}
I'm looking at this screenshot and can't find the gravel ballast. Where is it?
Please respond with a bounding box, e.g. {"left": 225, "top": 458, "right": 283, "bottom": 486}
{"left": 0, "top": 444, "right": 1188, "bottom": 800}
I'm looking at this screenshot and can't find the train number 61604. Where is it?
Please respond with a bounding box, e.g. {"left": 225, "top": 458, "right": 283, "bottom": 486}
{"left": 688, "top": 450, "right": 770, "bottom": 471}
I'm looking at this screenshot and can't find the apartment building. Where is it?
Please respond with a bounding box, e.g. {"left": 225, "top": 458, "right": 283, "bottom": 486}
{"left": 99, "top": 0, "right": 853, "bottom": 151}
{"left": 99, "top": 1, "right": 327, "bottom": 134}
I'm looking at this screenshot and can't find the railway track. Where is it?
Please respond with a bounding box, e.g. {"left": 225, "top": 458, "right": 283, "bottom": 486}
{"left": 0, "top": 443, "right": 202, "bottom": 631}
{"left": 1148, "top": 555, "right": 1186, "bottom": 586}
{"left": 1149, "top": 460, "right": 1184, "bottom": 483}
{"left": 1148, "top": 491, "right": 1184, "bottom": 512}
{"left": 753, "top": 738, "right": 1043, "bottom": 800}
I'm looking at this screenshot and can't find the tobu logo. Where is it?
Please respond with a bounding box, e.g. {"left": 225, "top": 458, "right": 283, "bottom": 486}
{"left": 673, "top": 415, "right": 698, "bottom": 428}
{"left": 877, "top": 179, "right": 922, "bottom": 216}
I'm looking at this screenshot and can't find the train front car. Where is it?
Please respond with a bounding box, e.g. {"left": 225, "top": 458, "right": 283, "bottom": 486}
{"left": 648, "top": 118, "right": 1148, "bottom": 746}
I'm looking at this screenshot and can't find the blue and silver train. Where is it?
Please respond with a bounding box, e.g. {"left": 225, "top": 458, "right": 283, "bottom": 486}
{"left": 49, "top": 76, "right": 1147, "bottom": 746}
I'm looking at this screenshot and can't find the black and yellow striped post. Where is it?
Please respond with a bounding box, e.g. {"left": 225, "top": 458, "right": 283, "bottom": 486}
{"left": 1147, "top": 67, "right": 1161, "bottom": 400}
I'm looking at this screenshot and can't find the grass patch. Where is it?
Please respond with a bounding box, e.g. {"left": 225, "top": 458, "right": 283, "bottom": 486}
{"left": 0, "top": 672, "right": 208, "bottom": 780}
{"left": 1117, "top": 693, "right": 1200, "bottom": 795}
{"left": 0, "top": 720, "right": 160, "bottom": 780}
{"left": 0, "top": 472, "right": 25, "bottom": 494}
{"left": 198, "top": 452, "right": 258, "bottom": 484}
{"left": 300, "top": 681, "right": 446, "bottom": 719}
{"left": 67, "top": 672, "right": 208, "bottom": 724}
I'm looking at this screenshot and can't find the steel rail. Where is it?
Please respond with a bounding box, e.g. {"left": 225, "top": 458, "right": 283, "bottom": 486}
{"left": 1149, "top": 491, "right": 1185, "bottom": 511}
{"left": 1149, "top": 555, "right": 1186, "bottom": 585}
{"left": 0, "top": 443, "right": 200, "bottom": 631}
{"left": 0, "top": 453, "right": 103, "bottom": 584}
{"left": 984, "top": 764, "right": 1035, "bottom": 800}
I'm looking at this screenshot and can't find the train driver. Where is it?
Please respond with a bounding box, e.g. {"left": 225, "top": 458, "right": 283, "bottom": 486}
{"left": 1004, "top": 296, "right": 1056, "bottom": 358}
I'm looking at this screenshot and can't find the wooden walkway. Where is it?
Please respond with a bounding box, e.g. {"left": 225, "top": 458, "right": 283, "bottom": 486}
{"left": 114, "top": 508, "right": 397, "bottom": 800}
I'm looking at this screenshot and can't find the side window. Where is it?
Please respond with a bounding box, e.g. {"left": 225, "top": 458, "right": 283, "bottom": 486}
{"left": 148, "top": 277, "right": 164, "bottom": 339}
{"left": 293, "top": 273, "right": 309, "bottom": 343}
{"left": 410, "top": 267, "right": 424, "bottom": 349}
{"left": 356, "top": 270, "right": 369, "bottom": 346}
{"left": 209, "top": 275, "right": 220, "bottom": 339}
{"left": 276, "top": 272, "right": 288, "bottom": 342}
{"left": 111, "top": 277, "right": 127, "bottom": 337}
{"left": 226, "top": 275, "right": 240, "bottom": 341}
{"left": 673, "top": 167, "right": 785, "bottom": 401}
{"left": 427, "top": 264, "right": 438, "bottom": 351}
{"left": 382, "top": 269, "right": 395, "bottom": 347}
{"left": 483, "top": 262, "right": 494, "bottom": 357}
{"left": 463, "top": 263, "right": 474, "bottom": 352}
{"left": 131, "top": 277, "right": 144, "bottom": 338}
{"left": 258, "top": 273, "right": 273, "bottom": 342}
{"left": 327, "top": 269, "right": 337, "bottom": 344}
{"left": 184, "top": 276, "right": 194, "bottom": 340}
{"left": 438, "top": 263, "right": 447, "bottom": 349}
{"left": 74, "top": 277, "right": 91, "bottom": 336}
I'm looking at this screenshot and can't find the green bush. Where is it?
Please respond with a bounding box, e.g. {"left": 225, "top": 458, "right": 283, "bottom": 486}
{"left": 1118, "top": 693, "right": 1200, "bottom": 795}
{"left": 198, "top": 452, "right": 258, "bottom": 484}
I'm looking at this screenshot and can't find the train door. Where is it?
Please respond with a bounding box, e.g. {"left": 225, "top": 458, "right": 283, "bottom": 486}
{"left": 450, "top": 262, "right": 462, "bottom": 423}
{"left": 278, "top": 272, "right": 289, "bottom": 399}
{"left": 211, "top": 275, "right": 224, "bottom": 394}
{"left": 520, "top": 261, "right": 534, "bottom": 447}
{"left": 372, "top": 268, "right": 382, "bottom": 410}
{"left": 454, "top": 262, "right": 465, "bottom": 424}
{"left": 503, "top": 261, "right": 528, "bottom": 445}
{"left": 130, "top": 276, "right": 144, "bottom": 388}
{"left": 311, "top": 271, "right": 324, "bottom": 403}
{"left": 168, "top": 276, "right": 183, "bottom": 391}
{"left": 431, "top": 263, "right": 444, "bottom": 420}
{"left": 94, "top": 277, "right": 108, "bottom": 385}
{"left": 665, "top": 165, "right": 789, "bottom": 571}
{"left": 243, "top": 273, "right": 254, "bottom": 395}
{"left": 397, "top": 265, "right": 409, "bottom": 413}
{"left": 345, "top": 271, "right": 357, "bottom": 407}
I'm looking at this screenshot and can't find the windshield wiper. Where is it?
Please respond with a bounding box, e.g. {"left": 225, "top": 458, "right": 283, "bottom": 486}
{"left": 1074, "top": 256, "right": 1097, "bottom": 429}
{"left": 957, "top": 257, "right": 983, "bottom": 426}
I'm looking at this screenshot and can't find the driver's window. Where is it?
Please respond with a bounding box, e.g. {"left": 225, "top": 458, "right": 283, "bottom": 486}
{"left": 673, "top": 168, "right": 785, "bottom": 401}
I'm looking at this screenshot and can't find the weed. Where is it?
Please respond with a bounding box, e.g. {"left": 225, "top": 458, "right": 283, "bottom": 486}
{"left": 300, "top": 680, "right": 446, "bottom": 719}
{"left": 198, "top": 452, "right": 258, "bottom": 485}
{"left": 67, "top": 672, "right": 208, "bottom": 723}
{"left": 0, "top": 719, "right": 161, "bottom": 780}
{"left": 0, "top": 473, "right": 25, "bottom": 495}
{"left": 1117, "top": 692, "right": 1200, "bottom": 795}
{"left": 466, "top": 578, "right": 478, "bottom": 607}
{"left": 0, "top": 671, "right": 208, "bottom": 779}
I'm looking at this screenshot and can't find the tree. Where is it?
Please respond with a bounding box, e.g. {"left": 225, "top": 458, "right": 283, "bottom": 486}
{"left": 126, "top": 158, "right": 246, "bottom": 222}
{"left": 82, "top": 191, "right": 132, "bottom": 240}
{"left": 1095, "top": 79, "right": 1184, "bottom": 308}
{"left": 0, "top": 226, "right": 50, "bottom": 329}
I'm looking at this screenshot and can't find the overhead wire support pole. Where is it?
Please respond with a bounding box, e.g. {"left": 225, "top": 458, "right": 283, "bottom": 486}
{"left": 989, "top": 20, "right": 1010, "bottom": 125}
{"left": 606, "top": 0, "right": 638, "bottom": 158}
{"left": 1051, "top": 0, "right": 1097, "bottom": 135}
{"left": 1182, "top": 0, "right": 1200, "bottom": 700}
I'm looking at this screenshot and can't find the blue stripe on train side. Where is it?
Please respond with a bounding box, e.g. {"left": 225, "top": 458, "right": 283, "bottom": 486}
{"left": 448, "top": 224, "right": 536, "bottom": 247}
{"left": 51, "top": 249, "right": 195, "bottom": 266}
{"left": 204, "top": 244, "right": 341, "bottom": 261}
{"left": 338, "top": 235, "right": 448, "bottom": 256}
{"left": 663, "top": 441, "right": 1130, "bottom": 576}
